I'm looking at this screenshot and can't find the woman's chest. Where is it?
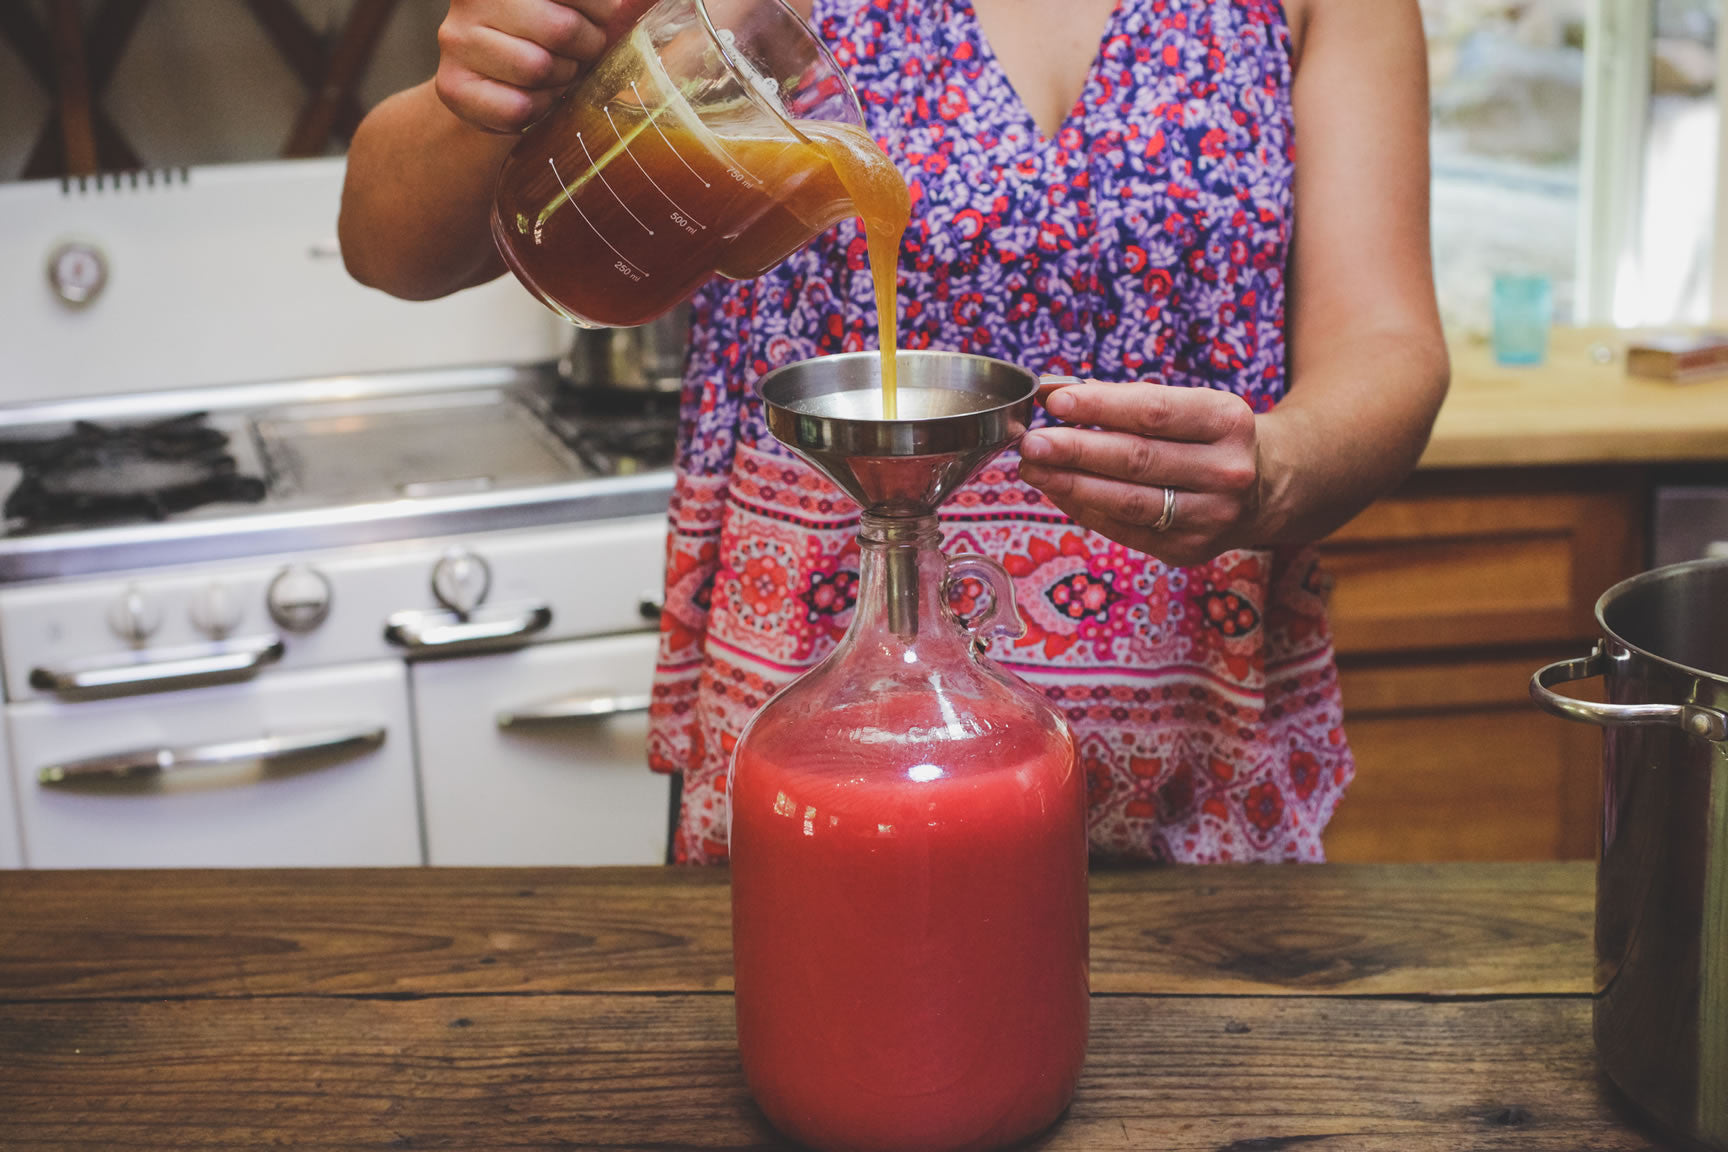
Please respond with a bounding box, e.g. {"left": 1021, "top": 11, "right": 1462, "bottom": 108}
{"left": 969, "top": 0, "right": 1121, "bottom": 138}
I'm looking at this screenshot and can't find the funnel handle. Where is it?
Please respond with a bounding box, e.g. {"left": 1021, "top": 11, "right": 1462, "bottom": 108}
{"left": 944, "top": 554, "right": 1026, "bottom": 644}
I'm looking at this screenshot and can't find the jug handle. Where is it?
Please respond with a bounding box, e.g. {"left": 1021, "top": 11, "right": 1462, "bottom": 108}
{"left": 1530, "top": 645, "right": 1728, "bottom": 740}
{"left": 944, "top": 554, "right": 1026, "bottom": 645}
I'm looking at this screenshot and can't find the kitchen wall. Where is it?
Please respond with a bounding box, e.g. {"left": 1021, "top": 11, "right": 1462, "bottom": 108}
{"left": 0, "top": 0, "right": 445, "bottom": 181}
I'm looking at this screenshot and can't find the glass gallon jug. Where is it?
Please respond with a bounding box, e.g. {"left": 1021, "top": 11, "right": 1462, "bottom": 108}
{"left": 729, "top": 512, "right": 1089, "bottom": 1152}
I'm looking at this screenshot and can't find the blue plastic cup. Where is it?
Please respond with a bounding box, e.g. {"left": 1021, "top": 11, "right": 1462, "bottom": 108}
{"left": 1491, "top": 273, "right": 1553, "bottom": 366}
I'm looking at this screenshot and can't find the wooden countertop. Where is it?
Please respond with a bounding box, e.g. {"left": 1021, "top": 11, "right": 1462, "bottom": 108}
{"left": 1422, "top": 326, "right": 1728, "bottom": 469}
{"left": 0, "top": 862, "right": 1669, "bottom": 1150}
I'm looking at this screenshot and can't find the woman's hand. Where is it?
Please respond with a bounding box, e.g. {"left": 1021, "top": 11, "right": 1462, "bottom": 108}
{"left": 1017, "top": 378, "right": 1267, "bottom": 567}
{"left": 435, "top": 0, "right": 625, "bottom": 132}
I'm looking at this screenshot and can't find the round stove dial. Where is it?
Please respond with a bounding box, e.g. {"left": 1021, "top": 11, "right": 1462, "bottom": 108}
{"left": 432, "top": 548, "right": 491, "bottom": 617}
{"left": 108, "top": 585, "right": 162, "bottom": 645}
{"left": 190, "top": 581, "right": 243, "bottom": 639}
{"left": 48, "top": 241, "right": 108, "bottom": 308}
{"left": 267, "top": 565, "right": 332, "bottom": 632}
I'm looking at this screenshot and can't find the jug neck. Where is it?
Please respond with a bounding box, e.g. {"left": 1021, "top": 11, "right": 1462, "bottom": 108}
{"left": 852, "top": 512, "right": 952, "bottom": 644}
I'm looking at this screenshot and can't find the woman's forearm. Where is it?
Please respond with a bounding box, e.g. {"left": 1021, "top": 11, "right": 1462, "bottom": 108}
{"left": 338, "top": 81, "right": 517, "bottom": 301}
{"left": 1252, "top": 326, "right": 1450, "bottom": 547}
{"left": 1253, "top": 0, "right": 1449, "bottom": 547}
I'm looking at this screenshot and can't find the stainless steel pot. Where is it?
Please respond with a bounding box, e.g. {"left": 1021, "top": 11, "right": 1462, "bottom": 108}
{"left": 1532, "top": 557, "right": 1728, "bottom": 1150}
{"left": 559, "top": 303, "right": 691, "bottom": 394}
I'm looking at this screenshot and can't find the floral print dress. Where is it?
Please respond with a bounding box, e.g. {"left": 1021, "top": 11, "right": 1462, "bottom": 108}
{"left": 647, "top": 0, "right": 1354, "bottom": 864}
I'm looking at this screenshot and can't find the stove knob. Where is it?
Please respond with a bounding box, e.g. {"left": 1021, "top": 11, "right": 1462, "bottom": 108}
{"left": 431, "top": 548, "right": 491, "bottom": 617}
{"left": 108, "top": 585, "right": 163, "bottom": 645}
{"left": 47, "top": 241, "right": 108, "bottom": 308}
{"left": 267, "top": 565, "right": 332, "bottom": 632}
{"left": 190, "top": 581, "right": 243, "bottom": 640}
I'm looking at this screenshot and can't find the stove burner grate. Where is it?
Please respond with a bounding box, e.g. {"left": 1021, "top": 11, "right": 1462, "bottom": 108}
{"left": 554, "top": 387, "right": 680, "bottom": 474}
{"left": 571, "top": 421, "right": 678, "bottom": 469}
{"left": 0, "top": 412, "right": 266, "bottom": 528}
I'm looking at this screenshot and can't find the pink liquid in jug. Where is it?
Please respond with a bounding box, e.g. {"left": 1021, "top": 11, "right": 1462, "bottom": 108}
{"left": 730, "top": 692, "right": 1088, "bottom": 1152}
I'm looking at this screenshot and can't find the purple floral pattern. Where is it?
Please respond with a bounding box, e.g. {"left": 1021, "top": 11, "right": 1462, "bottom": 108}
{"left": 649, "top": 0, "right": 1355, "bottom": 865}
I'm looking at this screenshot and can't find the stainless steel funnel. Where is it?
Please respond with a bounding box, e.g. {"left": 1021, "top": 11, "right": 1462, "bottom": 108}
{"left": 756, "top": 350, "right": 1035, "bottom": 515}
{"left": 756, "top": 350, "right": 1036, "bottom": 635}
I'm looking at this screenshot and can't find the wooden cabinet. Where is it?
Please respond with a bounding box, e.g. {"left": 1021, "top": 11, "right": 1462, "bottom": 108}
{"left": 1318, "top": 468, "right": 1646, "bottom": 862}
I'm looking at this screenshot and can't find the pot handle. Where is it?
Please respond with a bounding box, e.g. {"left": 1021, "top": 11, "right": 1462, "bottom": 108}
{"left": 1530, "top": 647, "right": 1728, "bottom": 740}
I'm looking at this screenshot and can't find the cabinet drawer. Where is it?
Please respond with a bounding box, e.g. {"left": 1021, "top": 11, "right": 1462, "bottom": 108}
{"left": 1326, "top": 704, "right": 1600, "bottom": 860}
{"left": 1320, "top": 482, "right": 1642, "bottom": 655}
{"left": 7, "top": 661, "right": 421, "bottom": 869}
{"left": 413, "top": 633, "right": 672, "bottom": 866}
{"left": 1328, "top": 654, "right": 1603, "bottom": 861}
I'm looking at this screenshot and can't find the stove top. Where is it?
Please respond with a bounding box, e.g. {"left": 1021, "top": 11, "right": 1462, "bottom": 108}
{"left": 0, "top": 412, "right": 266, "bottom": 528}
{"left": 0, "top": 364, "right": 678, "bottom": 582}
{"left": 552, "top": 388, "right": 681, "bottom": 477}
{"left": 254, "top": 388, "right": 594, "bottom": 505}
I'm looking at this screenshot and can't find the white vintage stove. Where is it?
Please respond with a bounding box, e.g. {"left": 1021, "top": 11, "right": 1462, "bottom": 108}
{"left": 0, "top": 158, "right": 679, "bottom": 869}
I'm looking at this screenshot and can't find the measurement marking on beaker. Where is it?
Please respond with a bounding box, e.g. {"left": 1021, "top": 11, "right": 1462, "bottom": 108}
{"left": 576, "top": 130, "right": 655, "bottom": 235}
{"left": 635, "top": 83, "right": 708, "bottom": 188}
{"left": 705, "top": 136, "right": 763, "bottom": 187}
{"left": 632, "top": 81, "right": 743, "bottom": 190}
{"left": 607, "top": 105, "right": 705, "bottom": 234}
{"left": 547, "top": 157, "right": 648, "bottom": 282}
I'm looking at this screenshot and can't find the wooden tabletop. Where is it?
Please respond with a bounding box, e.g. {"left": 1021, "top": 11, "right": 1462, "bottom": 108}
{"left": 1423, "top": 326, "right": 1728, "bottom": 470}
{"left": 0, "top": 862, "right": 1667, "bottom": 1150}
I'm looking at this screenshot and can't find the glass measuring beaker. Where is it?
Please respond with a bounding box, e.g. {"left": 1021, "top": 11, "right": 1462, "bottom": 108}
{"left": 491, "top": 0, "right": 867, "bottom": 328}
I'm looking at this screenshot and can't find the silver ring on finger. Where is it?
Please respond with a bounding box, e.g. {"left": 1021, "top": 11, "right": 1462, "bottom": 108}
{"left": 1151, "top": 486, "right": 1176, "bottom": 532}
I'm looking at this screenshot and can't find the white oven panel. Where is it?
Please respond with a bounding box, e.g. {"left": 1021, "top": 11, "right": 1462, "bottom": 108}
{"left": 7, "top": 661, "right": 420, "bottom": 868}
{"left": 0, "top": 515, "right": 669, "bottom": 703}
{"left": 413, "top": 632, "right": 671, "bottom": 866}
{"left": 0, "top": 159, "right": 566, "bottom": 404}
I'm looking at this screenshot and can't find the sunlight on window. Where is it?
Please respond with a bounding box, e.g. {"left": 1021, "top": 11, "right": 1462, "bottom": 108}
{"left": 1422, "top": 0, "right": 1587, "bottom": 333}
{"left": 1620, "top": 0, "right": 1718, "bottom": 325}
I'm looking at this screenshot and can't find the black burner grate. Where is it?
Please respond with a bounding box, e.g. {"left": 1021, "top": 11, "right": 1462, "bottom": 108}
{"left": 555, "top": 388, "right": 680, "bottom": 474}
{"left": 0, "top": 413, "right": 265, "bottom": 529}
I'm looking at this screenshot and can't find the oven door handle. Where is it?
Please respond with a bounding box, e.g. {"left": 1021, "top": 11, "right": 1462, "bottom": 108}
{"left": 37, "top": 725, "right": 387, "bottom": 786}
{"left": 496, "top": 691, "right": 652, "bottom": 729}
{"left": 29, "top": 635, "right": 287, "bottom": 700}
{"left": 384, "top": 603, "right": 552, "bottom": 655}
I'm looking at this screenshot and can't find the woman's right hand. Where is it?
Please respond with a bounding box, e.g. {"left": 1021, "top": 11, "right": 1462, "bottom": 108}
{"left": 435, "top": 0, "right": 628, "bottom": 133}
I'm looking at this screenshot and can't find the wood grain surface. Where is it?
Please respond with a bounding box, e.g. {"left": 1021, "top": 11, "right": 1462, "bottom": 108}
{"left": 0, "top": 862, "right": 1651, "bottom": 1151}
{"left": 0, "top": 863, "right": 1592, "bottom": 999}
{"left": 0, "top": 996, "right": 1655, "bottom": 1151}
{"left": 1425, "top": 326, "right": 1728, "bottom": 469}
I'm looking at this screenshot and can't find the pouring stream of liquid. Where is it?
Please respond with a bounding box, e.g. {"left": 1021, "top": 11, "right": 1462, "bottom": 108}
{"left": 800, "top": 122, "right": 910, "bottom": 419}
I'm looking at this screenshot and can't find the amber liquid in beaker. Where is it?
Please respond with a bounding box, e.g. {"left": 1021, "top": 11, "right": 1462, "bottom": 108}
{"left": 493, "top": 34, "right": 908, "bottom": 411}
{"left": 494, "top": 104, "right": 812, "bottom": 327}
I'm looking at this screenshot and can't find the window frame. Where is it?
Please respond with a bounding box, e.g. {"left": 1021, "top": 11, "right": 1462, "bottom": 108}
{"left": 1714, "top": 5, "right": 1728, "bottom": 324}
{"left": 1578, "top": 0, "right": 1728, "bottom": 326}
{"left": 1576, "top": 0, "right": 1654, "bottom": 324}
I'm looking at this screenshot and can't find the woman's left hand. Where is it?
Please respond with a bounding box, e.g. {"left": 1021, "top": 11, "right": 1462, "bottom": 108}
{"left": 1017, "top": 377, "right": 1266, "bottom": 566}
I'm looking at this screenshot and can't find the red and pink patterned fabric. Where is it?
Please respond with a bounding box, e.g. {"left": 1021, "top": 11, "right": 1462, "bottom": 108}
{"left": 648, "top": 0, "right": 1354, "bottom": 864}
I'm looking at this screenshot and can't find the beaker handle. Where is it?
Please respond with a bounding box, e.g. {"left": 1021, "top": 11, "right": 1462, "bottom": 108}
{"left": 943, "top": 554, "right": 1026, "bottom": 644}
